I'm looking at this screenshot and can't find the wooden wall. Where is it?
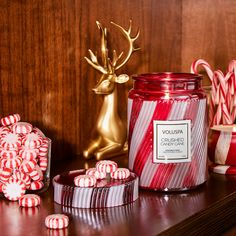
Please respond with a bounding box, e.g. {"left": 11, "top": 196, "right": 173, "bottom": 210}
{"left": 0, "top": 0, "right": 236, "bottom": 160}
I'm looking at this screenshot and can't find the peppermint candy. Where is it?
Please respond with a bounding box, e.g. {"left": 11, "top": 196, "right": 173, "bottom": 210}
{"left": 0, "top": 133, "right": 21, "bottom": 149}
{"left": 19, "top": 160, "right": 37, "bottom": 173}
{"left": 85, "top": 168, "right": 106, "bottom": 179}
{"left": 96, "top": 160, "right": 118, "bottom": 174}
{"left": 18, "top": 194, "right": 41, "bottom": 207}
{"left": 11, "top": 122, "right": 33, "bottom": 135}
{"left": 2, "top": 178, "right": 26, "bottom": 201}
{"left": 4, "top": 156, "right": 22, "bottom": 169}
{"left": 28, "top": 180, "right": 44, "bottom": 190}
{"left": 110, "top": 168, "right": 130, "bottom": 179}
{"left": 45, "top": 214, "right": 69, "bottom": 229}
{"left": 28, "top": 165, "right": 43, "bottom": 181}
{"left": 74, "top": 175, "right": 97, "bottom": 187}
{"left": 22, "top": 133, "right": 43, "bottom": 149}
{"left": 1, "top": 114, "right": 20, "bottom": 126}
{"left": 38, "top": 156, "right": 48, "bottom": 172}
{"left": 19, "top": 148, "right": 38, "bottom": 160}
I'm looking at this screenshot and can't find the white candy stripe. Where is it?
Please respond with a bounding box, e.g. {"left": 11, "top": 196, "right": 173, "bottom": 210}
{"left": 195, "top": 100, "right": 208, "bottom": 185}
{"left": 215, "top": 131, "right": 231, "bottom": 164}
{"left": 127, "top": 98, "right": 133, "bottom": 133}
{"left": 128, "top": 101, "right": 157, "bottom": 169}
{"left": 107, "top": 184, "right": 124, "bottom": 207}
{"left": 74, "top": 187, "right": 93, "bottom": 208}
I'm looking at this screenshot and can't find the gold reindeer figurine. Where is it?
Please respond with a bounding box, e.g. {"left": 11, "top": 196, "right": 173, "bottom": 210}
{"left": 83, "top": 21, "right": 140, "bottom": 160}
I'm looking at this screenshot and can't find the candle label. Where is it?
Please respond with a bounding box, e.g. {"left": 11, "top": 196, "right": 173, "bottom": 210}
{"left": 153, "top": 120, "right": 191, "bottom": 163}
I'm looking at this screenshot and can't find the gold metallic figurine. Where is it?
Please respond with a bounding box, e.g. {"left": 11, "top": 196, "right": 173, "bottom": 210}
{"left": 83, "top": 20, "right": 140, "bottom": 160}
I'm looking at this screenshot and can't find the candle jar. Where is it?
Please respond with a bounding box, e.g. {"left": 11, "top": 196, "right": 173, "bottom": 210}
{"left": 128, "top": 73, "right": 208, "bottom": 191}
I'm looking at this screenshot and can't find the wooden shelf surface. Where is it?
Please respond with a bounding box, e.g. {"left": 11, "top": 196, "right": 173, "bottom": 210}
{"left": 1, "top": 156, "right": 236, "bottom": 236}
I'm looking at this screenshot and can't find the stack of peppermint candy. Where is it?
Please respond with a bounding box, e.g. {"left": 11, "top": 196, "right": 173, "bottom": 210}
{"left": 0, "top": 114, "right": 51, "bottom": 201}
{"left": 74, "top": 160, "right": 131, "bottom": 187}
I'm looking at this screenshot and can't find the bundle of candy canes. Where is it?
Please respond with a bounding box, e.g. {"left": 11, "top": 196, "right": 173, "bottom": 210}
{"left": 0, "top": 114, "right": 50, "bottom": 201}
{"left": 74, "top": 160, "right": 131, "bottom": 187}
{"left": 191, "top": 59, "right": 236, "bottom": 126}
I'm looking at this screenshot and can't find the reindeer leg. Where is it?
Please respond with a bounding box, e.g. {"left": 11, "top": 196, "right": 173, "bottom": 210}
{"left": 95, "top": 142, "right": 122, "bottom": 160}
{"left": 83, "top": 136, "right": 102, "bottom": 159}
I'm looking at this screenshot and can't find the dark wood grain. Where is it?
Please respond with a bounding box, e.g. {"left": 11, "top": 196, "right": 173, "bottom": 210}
{"left": 1, "top": 0, "right": 236, "bottom": 160}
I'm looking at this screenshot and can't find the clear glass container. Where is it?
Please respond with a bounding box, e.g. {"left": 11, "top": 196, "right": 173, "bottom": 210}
{"left": 128, "top": 73, "right": 208, "bottom": 191}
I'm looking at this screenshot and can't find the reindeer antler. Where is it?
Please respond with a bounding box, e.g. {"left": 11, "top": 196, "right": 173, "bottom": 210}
{"left": 84, "top": 20, "right": 140, "bottom": 74}
{"left": 111, "top": 20, "right": 140, "bottom": 71}
{"left": 84, "top": 21, "right": 109, "bottom": 74}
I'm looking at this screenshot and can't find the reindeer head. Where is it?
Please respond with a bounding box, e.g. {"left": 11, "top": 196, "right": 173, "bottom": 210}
{"left": 85, "top": 21, "right": 140, "bottom": 95}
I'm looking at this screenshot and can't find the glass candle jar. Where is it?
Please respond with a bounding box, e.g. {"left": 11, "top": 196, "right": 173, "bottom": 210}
{"left": 128, "top": 73, "right": 208, "bottom": 191}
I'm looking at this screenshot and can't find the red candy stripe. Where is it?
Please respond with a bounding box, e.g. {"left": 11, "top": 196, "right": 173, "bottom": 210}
{"left": 96, "top": 160, "right": 118, "bottom": 173}
{"left": 2, "top": 178, "right": 26, "bottom": 201}
{"left": 74, "top": 175, "right": 97, "bottom": 187}
{"left": 0, "top": 182, "right": 3, "bottom": 192}
{"left": 18, "top": 194, "right": 41, "bottom": 207}
{"left": 1, "top": 114, "right": 21, "bottom": 126}
{"left": 11, "top": 122, "right": 33, "bottom": 135}
{"left": 28, "top": 180, "right": 44, "bottom": 190}
{"left": 0, "top": 133, "right": 21, "bottom": 149}
{"left": 110, "top": 168, "right": 131, "bottom": 180}
{"left": 22, "top": 133, "right": 43, "bottom": 148}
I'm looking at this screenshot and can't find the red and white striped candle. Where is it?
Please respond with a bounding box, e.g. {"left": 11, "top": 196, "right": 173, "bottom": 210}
{"left": 208, "top": 125, "right": 236, "bottom": 166}
{"left": 128, "top": 73, "right": 208, "bottom": 191}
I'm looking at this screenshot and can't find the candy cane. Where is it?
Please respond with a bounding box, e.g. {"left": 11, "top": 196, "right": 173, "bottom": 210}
{"left": 191, "top": 59, "right": 216, "bottom": 125}
{"left": 228, "top": 60, "right": 236, "bottom": 123}
{"left": 190, "top": 59, "right": 214, "bottom": 79}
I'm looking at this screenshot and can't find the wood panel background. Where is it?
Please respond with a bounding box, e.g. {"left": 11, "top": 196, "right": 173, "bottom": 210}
{"left": 0, "top": 0, "right": 236, "bottom": 161}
